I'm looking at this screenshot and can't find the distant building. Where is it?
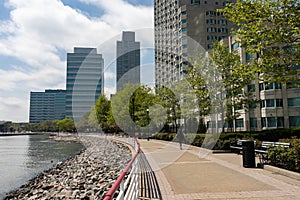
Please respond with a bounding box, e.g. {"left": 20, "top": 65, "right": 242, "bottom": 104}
{"left": 29, "top": 90, "right": 66, "bottom": 123}
{"left": 66, "top": 47, "right": 104, "bottom": 121}
{"left": 116, "top": 31, "right": 140, "bottom": 91}
{"left": 154, "top": 0, "right": 235, "bottom": 87}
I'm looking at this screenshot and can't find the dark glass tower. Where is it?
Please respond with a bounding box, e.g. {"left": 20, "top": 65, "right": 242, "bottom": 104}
{"left": 66, "top": 47, "right": 104, "bottom": 121}
{"left": 29, "top": 89, "right": 66, "bottom": 123}
{"left": 116, "top": 31, "right": 140, "bottom": 91}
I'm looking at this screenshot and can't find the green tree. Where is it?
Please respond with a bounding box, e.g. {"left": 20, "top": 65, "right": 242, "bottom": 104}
{"left": 58, "top": 118, "right": 76, "bottom": 133}
{"left": 75, "top": 112, "right": 90, "bottom": 132}
{"left": 221, "top": 0, "right": 300, "bottom": 84}
{"left": 94, "top": 94, "right": 111, "bottom": 131}
{"left": 211, "top": 43, "right": 256, "bottom": 131}
{"left": 111, "top": 84, "right": 157, "bottom": 137}
{"left": 155, "top": 86, "right": 180, "bottom": 133}
{"left": 88, "top": 106, "right": 99, "bottom": 130}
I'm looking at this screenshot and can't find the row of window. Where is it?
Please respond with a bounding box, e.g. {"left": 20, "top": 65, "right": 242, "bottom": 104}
{"left": 206, "top": 19, "right": 227, "bottom": 25}
{"left": 206, "top": 11, "right": 224, "bottom": 17}
{"left": 247, "top": 98, "right": 300, "bottom": 109}
{"left": 207, "top": 116, "right": 300, "bottom": 129}
{"left": 247, "top": 82, "right": 300, "bottom": 93}
{"left": 192, "top": 0, "right": 231, "bottom": 6}
{"left": 207, "top": 27, "right": 228, "bottom": 33}
{"left": 207, "top": 35, "right": 227, "bottom": 41}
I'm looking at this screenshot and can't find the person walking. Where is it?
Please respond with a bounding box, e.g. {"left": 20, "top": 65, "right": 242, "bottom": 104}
{"left": 177, "top": 126, "right": 184, "bottom": 150}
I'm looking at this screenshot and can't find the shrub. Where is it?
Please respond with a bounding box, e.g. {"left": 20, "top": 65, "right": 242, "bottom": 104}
{"left": 267, "top": 138, "right": 300, "bottom": 173}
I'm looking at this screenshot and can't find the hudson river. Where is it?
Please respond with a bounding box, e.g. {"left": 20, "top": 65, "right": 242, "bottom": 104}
{"left": 0, "top": 134, "right": 84, "bottom": 199}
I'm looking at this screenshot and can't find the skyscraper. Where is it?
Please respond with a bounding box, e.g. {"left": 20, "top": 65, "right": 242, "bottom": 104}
{"left": 154, "top": 0, "right": 235, "bottom": 87}
{"left": 29, "top": 89, "right": 66, "bottom": 123}
{"left": 116, "top": 31, "right": 140, "bottom": 91}
{"left": 66, "top": 47, "right": 104, "bottom": 121}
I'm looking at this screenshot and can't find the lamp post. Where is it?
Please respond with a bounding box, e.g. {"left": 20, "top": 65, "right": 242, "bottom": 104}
{"left": 146, "top": 108, "right": 149, "bottom": 140}
{"left": 131, "top": 93, "right": 135, "bottom": 136}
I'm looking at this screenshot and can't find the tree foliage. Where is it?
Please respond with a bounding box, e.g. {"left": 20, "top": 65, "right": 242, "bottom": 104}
{"left": 222, "top": 0, "right": 300, "bottom": 83}
{"left": 57, "top": 118, "right": 76, "bottom": 133}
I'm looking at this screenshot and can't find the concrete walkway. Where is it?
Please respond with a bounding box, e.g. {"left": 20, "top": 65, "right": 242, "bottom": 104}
{"left": 139, "top": 139, "right": 300, "bottom": 200}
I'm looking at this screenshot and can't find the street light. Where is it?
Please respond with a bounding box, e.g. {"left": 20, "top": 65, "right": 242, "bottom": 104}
{"left": 146, "top": 108, "right": 150, "bottom": 140}
{"left": 131, "top": 93, "right": 135, "bottom": 136}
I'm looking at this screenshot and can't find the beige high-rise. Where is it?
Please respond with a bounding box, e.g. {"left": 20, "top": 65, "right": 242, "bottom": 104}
{"left": 154, "top": 0, "right": 235, "bottom": 87}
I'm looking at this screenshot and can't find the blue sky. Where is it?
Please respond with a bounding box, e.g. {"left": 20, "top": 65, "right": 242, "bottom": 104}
{"left": 0, "top": 0, "right": 154, "bottom": 122}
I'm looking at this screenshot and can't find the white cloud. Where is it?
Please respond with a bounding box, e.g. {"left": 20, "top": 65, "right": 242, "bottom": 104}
{"left": 0, "top": 0, "right": 153, "bottom": 122}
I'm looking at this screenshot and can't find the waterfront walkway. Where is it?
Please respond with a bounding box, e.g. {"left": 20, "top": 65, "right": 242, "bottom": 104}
{"left": 139, "top": 139, "right": 300, "bottom": 200}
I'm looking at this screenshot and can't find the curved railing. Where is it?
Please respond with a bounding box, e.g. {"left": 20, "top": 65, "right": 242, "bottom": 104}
{"left": 103, "top": 136, "right": 140, "bottom": 200}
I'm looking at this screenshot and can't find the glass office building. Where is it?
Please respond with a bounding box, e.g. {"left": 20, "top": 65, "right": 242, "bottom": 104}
{"left": 66, "top": 47, "right": 104, "bottom": 121}
{"left": 29, "top": 90, "right": 66, "bottom": 123}
{"left": 116, "top": 31, "right": 140, "bottom": 91}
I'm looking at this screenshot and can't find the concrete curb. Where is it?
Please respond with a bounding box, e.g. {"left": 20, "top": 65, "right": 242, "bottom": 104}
{"left": 263, "top": 164, "right": 300, "bottom": 181}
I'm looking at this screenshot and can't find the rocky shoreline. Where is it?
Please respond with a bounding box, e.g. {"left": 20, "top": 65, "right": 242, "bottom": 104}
{"left": 5, "top": 135, "right": 132, "bottom": 200}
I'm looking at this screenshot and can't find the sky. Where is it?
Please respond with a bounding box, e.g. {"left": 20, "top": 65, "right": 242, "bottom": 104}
{"left": 0, "top": 0, "right": 154, "bottom": 122}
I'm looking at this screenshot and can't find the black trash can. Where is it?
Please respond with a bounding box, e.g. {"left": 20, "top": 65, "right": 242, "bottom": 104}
{"left": 242, "top": 140, "right": 256, "bottom": 168}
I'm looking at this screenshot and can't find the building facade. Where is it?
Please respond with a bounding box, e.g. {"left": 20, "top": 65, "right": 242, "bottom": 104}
{"left": 66, "top": 47, "right": 104, "bottom": 121}
{"left": 29, "top": 90, "right": 66, "bottom": 123}
{"left": 206, "top": 36, "right": 300, "bottom": 132}
{"left": 154, "top": 0, "right": 235, "bottom": 87}
{"left": 116, "top": 31, "right": 140, "bottom": 91}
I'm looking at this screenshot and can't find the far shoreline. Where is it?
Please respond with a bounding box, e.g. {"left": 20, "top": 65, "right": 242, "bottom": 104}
{"left": 0, "top": 132, "right": 68, "bottom": 137}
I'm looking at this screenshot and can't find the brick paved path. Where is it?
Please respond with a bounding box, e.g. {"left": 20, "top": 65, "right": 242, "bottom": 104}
{"left": 139, "top": 139, "right": 300, "bottom": 200}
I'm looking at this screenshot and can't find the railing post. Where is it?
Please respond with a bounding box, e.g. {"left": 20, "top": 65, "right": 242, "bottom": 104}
{"left": 119, "top": 179, "right": 125, "bottom": 200}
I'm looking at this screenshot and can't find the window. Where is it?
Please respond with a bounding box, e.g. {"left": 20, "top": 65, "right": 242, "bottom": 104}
{"left": 191, "top": 0, "right": 200, "bottom": 4}
{"left": 234, "top": 104, "right": 243, "bottom": 110}
{"left": 261, "top": 99, "right": 283, "bottom": 108}
{"left": 246, "top": 53, "right": 254, "bottom": 62}
{"left": 206, "top": 11, "right": 216, "bottom": 16}
{"left": 266, "top": 99, "right": 275, "bottom": 107}
{"left": 265, "top": 83, "right": 274, "bottom": 90}
{"left": 218, "top": 36, "right": 226, "bottom": 41}
{"left": 276, "top": 99, "right": 283, "bottom": 107}
{"left": 249, "top": 103, "right": 257, "bottom": 109}
{"left": 207, "top": 35, "right": 218, "bottom": 40}
{"left": 259, "top": 82, "right": 282, "bottom": 91}
{"left": 218, "top": 28, "right": 228, "bottom": 33}
{"left": 262, "top": 117, "right": 284, "bottom": 128}
{"left": 247, "top": 84, "right": 255, "bottom": 93}
{"left": 218, "top": 19, "right": 227, "bottom": 25}
{"left": 206, "top": 19, "right": 216, "bottom": 24}
{"left": 250, "top": 118, "right": 257, "bottom": 128}
{"left": 288, "top": 98, "right": 300, "bottom": 107}
{"left": 235, "top": 119, "right": 244, "bottom": 128}
{"left": 259, "top": 83, "right": 264, "bottom": 91}
{"left": 207, "top": 44, "right": 213, "bottom": 49}
{"left": 268, "top": 117, "right": 276, "bottom": 127}
{"left": 207, "top": 27, "right": 216, "bottom": 32}
{"left": 224, "top": 121, "right": 233, "bottom": 128}
{"left": 232, "top": 42, "right": 239, "bottom": 50}
{"left": 289, "top": 116, "right": 300, "bottom": 128}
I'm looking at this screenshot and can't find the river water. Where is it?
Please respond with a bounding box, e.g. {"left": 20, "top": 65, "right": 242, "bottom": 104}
{"left": 0, "top": 134, "right": 84, "bottom": 199}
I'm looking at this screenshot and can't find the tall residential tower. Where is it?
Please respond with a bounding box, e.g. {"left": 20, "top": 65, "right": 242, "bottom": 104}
{"left": 154, "top": 0, "right": 235, "bottom": 87}
{"left": 116, "top": 31, "right": 140, "bottom": 91}
{"left": 66, "top": 47, "right": 104, "bottom": 121}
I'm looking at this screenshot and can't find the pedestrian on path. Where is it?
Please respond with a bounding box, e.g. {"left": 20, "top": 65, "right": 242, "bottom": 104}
{"left": 177, "top": 127, "right": 184, "bottom": 150}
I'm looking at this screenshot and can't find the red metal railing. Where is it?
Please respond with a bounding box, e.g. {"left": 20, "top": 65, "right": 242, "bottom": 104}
{"left": 103, "top": 137, "right": 140, "bottom": 200}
